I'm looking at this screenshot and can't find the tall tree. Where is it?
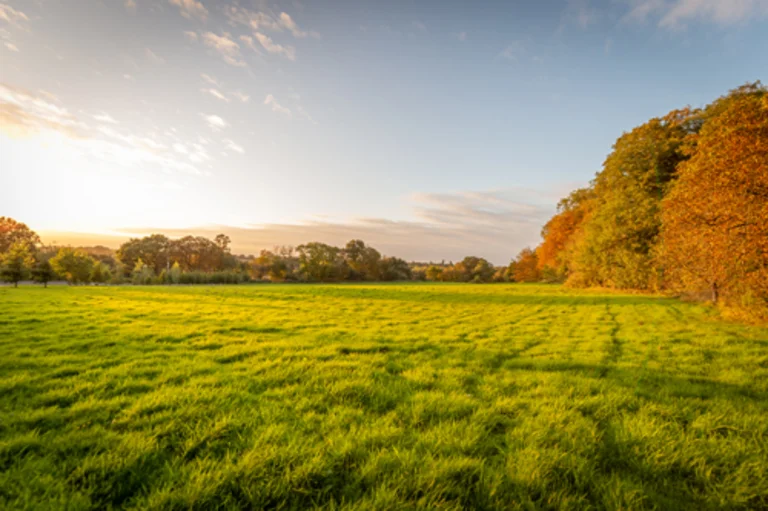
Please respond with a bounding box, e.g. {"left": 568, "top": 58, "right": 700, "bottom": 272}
{"left": 662, "top": 83, "right": 768, "bottom": 313}
{"left": 567, "top": 109, "right": 701, "bottom": 289}
{"left": 0, "top": 242, "right": 35, "bottom": 287}
{"left": 296, "top": 242, "right": 348, "bottom": 282}
{"left": 537, "top": 188, "right": 593, "bottom": 281}
{"left": 512, "top": 248, "right": 540, "bottom": 283}
{"left": 116, "top": 234, "right": 171, "bottom": 275}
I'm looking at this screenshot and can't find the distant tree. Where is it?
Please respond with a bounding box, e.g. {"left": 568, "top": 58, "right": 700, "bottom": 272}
{"left": 379, "top": 256, "right": 412, "bottom": 281}
{"left": 168, "top": 261, "right": 182, "bottom": 284}
{"left": 512, "top": 248, "right": 541, "bottom": 283}
{"left": 170, "top": 236, "right": 226, "bottom": 272}
{"left": 215, "top": 234, "right": 231, "bottom": 252}
{"left": 116, "top": 234, "right": 171, "bottom": 275}
{"left": 0, "top": 242, "right": 35, "bottom": 287}
{"left": 343, "top": 239, "right": 381, "bottom": 281}
{"left": 50, "top": 248, "right": 95, "bottom": 284}
{"left": 296, "top": 242, "right": 348, "bottom": 282}
{"left": 0, "top": 217, "right": 40, "bottom": 254}
{"left": 90, "top": 262, "right": 111, "bottom": 285}
{"left": 662, "top": 83, "right": 768, "bottom": 312}
{"left": 131, "top": 258, "right": 155, "bottom": 285}
{"left": 425, "top": 265, "right": 443, "bottom": 281}
{"left": 31, "top": 259, "right": 57, "bottom": 288}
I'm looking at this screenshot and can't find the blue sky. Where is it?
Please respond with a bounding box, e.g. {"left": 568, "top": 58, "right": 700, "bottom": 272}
{"left": 1, "top": 0, "right": 767, "bottom": 263}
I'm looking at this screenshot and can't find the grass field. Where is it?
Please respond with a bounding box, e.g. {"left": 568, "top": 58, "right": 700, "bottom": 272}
{"left": 1, "top": 283, "right": 767, "bottom": 510}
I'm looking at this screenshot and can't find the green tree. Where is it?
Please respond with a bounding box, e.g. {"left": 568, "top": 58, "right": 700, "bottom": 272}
{"left": 50, "top": 248, "right": 95, "bottom": 284}
{"left": 132, "top": 258, "right": 155, "bottom": 285}
{"left": 343, "top": 240, "right": 382, "bottom": 281}
{"left": 116, "top": 234, "right": 171, "bottom": 275}
{"left": 90, "top": 262, "right": 111, "bottom": 284}
{"left": 296, "top": 243, "right": 348, "bottom": 282}
{"left": 0, "top": 242, "right": 35, "bottom": 287}
{"left": 31, "top": 259, "right": 57, "bottom": 288}
{"left": 567, "top": 109, "right": 701, "bottom": 289}
{"left": 379, "top": 256, "right": 412, "bottom": 281}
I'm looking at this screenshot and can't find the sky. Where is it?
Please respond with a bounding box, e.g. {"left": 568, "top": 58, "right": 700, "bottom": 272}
{"left": 1, "top": 0, "right": 767, "bottom": 263}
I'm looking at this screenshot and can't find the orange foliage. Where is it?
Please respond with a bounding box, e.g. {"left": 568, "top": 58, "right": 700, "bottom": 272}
{"left": 662, "top": 85, "right": 768, "bottom": 316}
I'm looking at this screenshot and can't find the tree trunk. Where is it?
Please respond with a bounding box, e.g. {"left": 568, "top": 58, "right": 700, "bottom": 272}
{"left": 44, "top": 281, "right": 48, "bottom": 288}
{"left": 14, "top": 281, "right": 18, "bottom": 288}
{"left": 711, "top": 282, "right": 719, "bottom": 303}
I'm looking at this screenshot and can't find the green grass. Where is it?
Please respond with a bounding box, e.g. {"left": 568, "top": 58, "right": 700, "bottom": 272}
{"left": 1, "top": 283, "right": 767, "bottom": 510}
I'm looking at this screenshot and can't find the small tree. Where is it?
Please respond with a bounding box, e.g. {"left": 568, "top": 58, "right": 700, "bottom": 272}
{"left": 0, "top": 242, "right": 35, "bottom": 287}
{"left": 50, "top": 248, "right": 95, "bottom": 284}
{"left": 31, "top": 259, "right": 56, "bottom": 288}
{"left": 90, "top": 262, "right": 111, "bottom": 285}
{"left": 168, "top": 261, "right": 182, "bottom": 284}
{"left": 132, "top": 258, "right": 155, "bottom": 285}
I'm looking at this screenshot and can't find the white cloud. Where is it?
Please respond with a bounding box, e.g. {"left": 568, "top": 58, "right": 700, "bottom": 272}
{"left": 239, "top": 35, "right": 260, "bottom": 53}
{"left": 93, "top": 113, "right": 118, "bottom": 124}
{"left": 201, "top": 31, "right": 247, "bottom": 67}
{"left": 169, "top": 0, "right": 208, "bottom": 22}
{"left": 4, "top": 41, "right": 17, "bottom": 52}
{"left": 223, "top": 139, "right": 244, "bottom": 154}
{"left": 173, "top": 143, "right": 188, "bottom": 154}
{"left": 278, "top": 12, "right": 317, "bottom": 38}
{"left": 232, "top": 91, "right": 250, "bottom": 103}
{"left": 624, "top": 0, "right": 768, "bottom": 28}
{"left": 254, "top": 32, "right": 296, "bottom": 61}
{"left": 263, "top": 94, "right": 291, "bottom": 116}
{"left": 125, "top": 0, "right": 137, "bottom": 13}
{"left": 145, "top": 48, "right": 165, "bottom": 65}
{"left": 225, "top": 6, "right": 319, "bottom": 38}
{"left": 183, "top": 30, "right": 198, "bottom": 41}
{"left": 563, "top": 0, "right": 600, "bottom": 29}
{"left": 200, "top": 88, "right": 229, "bottom": 102}
{"left": 0, "top": 4, "right": 28, "bottom": 27}
{"left": 200, "top": 73, "right": 218, "bottom": 86}
{"left": 0, "top": 83, "right": 201, "bottom": 176}
{"left": 201, "top": 113, "right": 228, "bottom": 131}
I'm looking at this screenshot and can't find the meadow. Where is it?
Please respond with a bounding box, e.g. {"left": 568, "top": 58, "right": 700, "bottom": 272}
{"left": 1, "top": 283, "right": 767, "bottom": 510}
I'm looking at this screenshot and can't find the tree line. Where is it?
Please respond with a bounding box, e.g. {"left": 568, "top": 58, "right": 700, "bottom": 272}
{"left": 1, "top": 219, "right": 538, "bottom": 286}
{"left": 530, "top": 82, "right": 767, "bottom": 320}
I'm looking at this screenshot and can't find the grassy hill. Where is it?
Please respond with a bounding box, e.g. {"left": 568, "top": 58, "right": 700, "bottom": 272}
{"left": 1, "top": 284, "right": 767, "bottom": 509}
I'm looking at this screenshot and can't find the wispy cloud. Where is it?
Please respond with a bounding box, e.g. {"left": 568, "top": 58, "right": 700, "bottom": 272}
{"left": 223, "top": 139, "right": 245, "bottom": 154}
{"left": 253, "top": 32, "right": 296, "bottom": 61}
{"left": 562, "top": 0, "right": 600, "bottom": 29}
{"left": 124, "top": 0, "right": 137, "bottom": 13}
{"left": 145, "top": 48, "right": 165, "bottom": 65}
{"left": 0, "top": 83, "right": 201, "bottom": 175}
{"left": 169, "top": 0, "right": 208, "bottom": 22}
{"left": 264, "top": 94, "right": 291, "bottom": 116}
{"left": 201, "top": 31, "right": 246, "bottom": 67}
{"left": 232, "top": 91, "right": 250, "bottom": 103}
{"left": 201, "top": 88, "right": 229, "bottom": 102}
{"left": 225, "top": 6, "right": 319, "bottom": 38}
{"left": 183, "top": 30, "right": 198, "bottom": 41}
{"left": 93, "top": 113, "right": 119, "bottom": 124}
{"left": 0, "top": 4, "right": 29, "bottom": 27}
{"left": 624, "top": 0, "right": 768, "bottom": 28}
{"left": 278, "top": 12, "right": 317, "bottom": 38}
{"left": 4, "top": 41, "right": 17, "bottom": 52}
{"left": 201, "top": 113, "right": 228, "bottom": 131}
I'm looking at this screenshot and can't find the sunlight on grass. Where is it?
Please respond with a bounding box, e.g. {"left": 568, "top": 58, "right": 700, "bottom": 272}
{"left": 1, "top": 283, "right": 767, "bottom": 509}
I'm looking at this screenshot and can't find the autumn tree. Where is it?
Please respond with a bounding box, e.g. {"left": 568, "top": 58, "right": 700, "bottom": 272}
{"left": 50, "top": 248, "right": 94, "bottom": 284}
{"left": 566, "top": 109, "right": 701, "bottom": 289}
{"left": 343, "top": 239, "right": 382, "bottom": 281}
{"left": 537, "top": 188, "right": 593, "bottom": 281}
{"left": 0, "top": 217, "right": 40, "bottom": 254}
{"left": 0, "top": 242, "right": 35, "bottom": 287}
{"left": 512, "top": 248, "right": 541, "bottom": 283}
{"left": 662, "top": 83, "right": 768, "bottom": 315}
